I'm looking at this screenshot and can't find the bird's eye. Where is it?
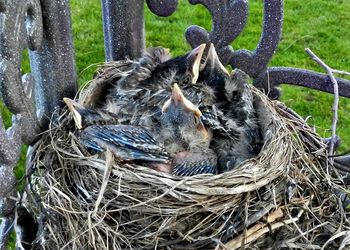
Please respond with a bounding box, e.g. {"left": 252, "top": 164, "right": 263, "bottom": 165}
{"left": 194, "top": 115, "right": 200, "bottom": 125}
{"left": 182, "top": 75, "right": 191, "bottom": 85}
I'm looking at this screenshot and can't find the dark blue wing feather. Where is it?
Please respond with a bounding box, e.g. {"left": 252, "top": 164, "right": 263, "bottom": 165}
{"left": 172, "top": 151, "right": 217, "bottom": 176}
{"left": 79, "top": 124, "right": 170, "bottom": 163}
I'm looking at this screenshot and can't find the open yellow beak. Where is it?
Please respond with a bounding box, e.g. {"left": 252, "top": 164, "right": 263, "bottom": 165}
{"left": 162, "top": 83, "right": 202, "bottom": 119}
{"left": 203, "top": 43, "right": 229, "bottom": 76}
{"left": 187, "top": 43, "right": 206, "bottom": 84}
{"left": 63, "top": 97, "right": 83, "bottom": 129}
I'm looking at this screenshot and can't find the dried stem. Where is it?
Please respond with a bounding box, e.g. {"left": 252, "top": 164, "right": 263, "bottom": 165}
{"left": 305, "top": 48, "right": 340, "bottom": 158}
{"left": 333, "top": 69, "right": 350, "bottom": 77}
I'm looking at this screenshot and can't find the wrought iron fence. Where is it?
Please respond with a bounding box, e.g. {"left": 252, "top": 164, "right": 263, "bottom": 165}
{"left": 0, "top": 0, "right": 349, "bottom": 248}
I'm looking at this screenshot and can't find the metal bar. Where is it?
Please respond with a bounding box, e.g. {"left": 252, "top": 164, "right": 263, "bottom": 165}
{"left": 29, "top": 0, "right": 77, "bottom": 128}
{"left": 0, "top": 0, "right": 77, "bottom": 248}
{"left": 101, "top": 0, "right": 145, "bottom": 61}
{"left": 254, "top": 67, "right": 350, "bottom": 99}
{"left": 231, "top": 0, "right": 284, "bottom": 78}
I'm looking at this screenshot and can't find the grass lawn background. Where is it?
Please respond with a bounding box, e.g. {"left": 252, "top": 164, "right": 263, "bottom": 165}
{"left": 1, "top": 0, "right": 350, "bottom": 247}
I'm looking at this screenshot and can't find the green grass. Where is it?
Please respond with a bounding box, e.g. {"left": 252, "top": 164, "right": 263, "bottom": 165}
{"left": 1, "top": 0, "right": 350, "bottom": 246}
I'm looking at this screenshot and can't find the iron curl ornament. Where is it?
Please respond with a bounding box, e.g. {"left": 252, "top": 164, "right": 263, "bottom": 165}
{"left": 0, "top": 1, "right": 43, "bottom": 248}
{"left": 0, "top": 0, "right": 76, "bottom": 248}
{"left": 179, "top": 0, "right": 350, "bottom": 99}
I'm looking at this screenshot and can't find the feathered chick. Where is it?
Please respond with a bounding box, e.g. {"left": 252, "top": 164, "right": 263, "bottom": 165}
{"left": 80, "top": 46, "right": 171, "bottom": 108}
{"left": 198, "top": 43, "right": 231, "bottom": 103}
{"left": 143, "top": 43, "right": 207, "bottom": 88}
{"left": 64, "top": 91, "right": 217, "bottom": 176}
{"left": 102, "top": 44, "right": 207, "bottom": 127}
{"left": 63, "top": 97, "right": 170, "bottom": 165}
{"left": 198, "top": 44, "right": 263, "bottom": 172}
{"left": 159, "top": 83, "right": 218, "bottom": 176}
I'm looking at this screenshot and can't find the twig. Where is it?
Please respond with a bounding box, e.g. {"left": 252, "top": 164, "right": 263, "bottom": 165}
{"left": 224, "top": 208, "right": 285, "bottom": 249}
{"left": 224, "top": 198, "right": 311, "bottom": 250}
{"left": 333, "top": 69, "right": 350, "bottom": 77}
{"left": 305, "top": 48, "right": 339, "bottom": 158}
{"left": 93, "top": 150, "right": 113, "bottom": 215}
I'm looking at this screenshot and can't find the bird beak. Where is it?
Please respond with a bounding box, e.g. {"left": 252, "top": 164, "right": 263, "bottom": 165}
{"left": 187, "top": 43, "right": 206, "bottom": 84}
{"left": 197, "top": 122, "right": 210, "bottom": 141}
{"left": 202, "top": 43, "right": 229, "bottom": 76}
{"left": 63, "top": 97, "right": 83, "bottom": 129}
{"left": 162, "top": 83, "right": 202, "bottom": 118}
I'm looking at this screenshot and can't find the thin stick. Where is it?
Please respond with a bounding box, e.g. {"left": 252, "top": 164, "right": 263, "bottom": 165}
{"left": 224, "top": 208, "right": 297, "bottom": 250}
{"left": 333, "top": 69, "right": 350, "bottom": 77}
{"left": 305, "top": 48, "right": 339, "bottom": 158}
{"left": 93, "top": 150, "right": 113, "bottom": 215}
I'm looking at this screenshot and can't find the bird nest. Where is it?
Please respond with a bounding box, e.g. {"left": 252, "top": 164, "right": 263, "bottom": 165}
{"left": 26, "top": 64, "right": 348, "bottom": 249}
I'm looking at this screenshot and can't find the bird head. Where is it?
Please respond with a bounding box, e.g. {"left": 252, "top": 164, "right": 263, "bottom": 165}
{"left": 201, "top": 43, "right": 229, "bottom": 75}
{"left": 63, "top": 97, "right": 118, "bottom": 129}
{"left": 151, "top": 44, "right": 206, "bottom": 87}
{"left": 199, "top": 43, "right": 230, "bottom": 89}
{"left": 161, "top": 83, "right": 210, "bottom": 141}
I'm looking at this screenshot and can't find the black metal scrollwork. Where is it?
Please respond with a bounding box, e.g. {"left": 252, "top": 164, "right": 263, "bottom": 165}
{"left": 254, "top": 67, "right": 350, "bottom": 99}
{"left": 146, "top": 0, "right": 178, "bottom": 17}
{"left": 184, "top": 0, "right": 283, "bottom": 75}
{"left": 0, "top": 2, "right": 43, "bottom": 246}
{"left": 180, "top": 0, "right": 350, "bottom": 99}
{"left": 186, "top": 0, "right": 249, "bottom": 66}
{"left": 0, "top": 0, "right": 76, "bottom": 248}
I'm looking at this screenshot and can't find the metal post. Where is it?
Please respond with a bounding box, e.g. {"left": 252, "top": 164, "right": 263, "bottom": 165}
{"left": 101, "top": 0, "right": 145, "bottom": 61}
{"left": 0, "top": 0, "right": 77, "bottom": 248}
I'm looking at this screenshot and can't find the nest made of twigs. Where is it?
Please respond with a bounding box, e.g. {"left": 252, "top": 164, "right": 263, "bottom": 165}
{"left": 26, "top": 64, "right": 350, "bottom": 249}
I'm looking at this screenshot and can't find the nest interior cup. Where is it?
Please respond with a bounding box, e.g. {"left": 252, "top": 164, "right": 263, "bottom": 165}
{"left": 26, "top": 55, "right": 346, "bottom": 250}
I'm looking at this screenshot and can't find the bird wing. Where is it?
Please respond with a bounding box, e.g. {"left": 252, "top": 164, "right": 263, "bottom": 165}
{"left": 201, "top": 107, "right": 240, "bottom": 140}
{"left": 79, "top": 124, "right": 170, "bottom": 163}
{"left": 172, "top": 151, "right": 217, "bottom": 176}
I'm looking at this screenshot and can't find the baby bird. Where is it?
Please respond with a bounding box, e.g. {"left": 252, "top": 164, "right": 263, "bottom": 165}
{"left": 80, "top": 46, "right": 171, "bottom": 108}
{"left": 63, "top": 83, "right": 217, "bottom": 176}
{"left": 159, "top": 83, "right": 217, "bottom": 176}
{"left": 103, "top": 44, "right": 207, "bottom": 124}
{"left": 198, "top": 44, "right": 263, "bottom": 172}
{"left": 63, "top": 97, "right": 170, "bottom": 164}
{"left": 143, "top": 43, "right": 206, "bottom": 87}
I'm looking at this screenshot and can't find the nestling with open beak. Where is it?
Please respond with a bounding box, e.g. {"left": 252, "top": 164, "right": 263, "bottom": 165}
{"left": 101, "top": 44, "right": 207, "bottom": 127}
{"left": 159, "top": 83, "right": 218, "bottom": 176}
{"left": 197, "top": 44, "right": 263, "bottom": 172}
{"left": 64, "top": 83, "right": 217, "bottom": 176}
{"left": 144, "top": 43, "right": 206, "bottom": 88}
